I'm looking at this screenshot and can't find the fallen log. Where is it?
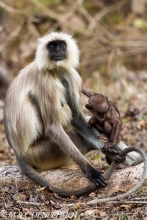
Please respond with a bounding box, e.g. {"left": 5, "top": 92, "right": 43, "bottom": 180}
{"left": 0, "top": 162, "right": 146, "bottom": 199}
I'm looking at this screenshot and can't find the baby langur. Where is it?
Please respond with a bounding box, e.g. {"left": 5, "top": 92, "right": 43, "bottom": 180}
{"left": 82, "top": 88, "right": 122, "bottom": 151}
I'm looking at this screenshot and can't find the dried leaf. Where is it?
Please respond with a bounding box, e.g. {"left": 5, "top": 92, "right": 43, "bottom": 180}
{"left": 19, "top": 193, "right": 27, "bottom": 201}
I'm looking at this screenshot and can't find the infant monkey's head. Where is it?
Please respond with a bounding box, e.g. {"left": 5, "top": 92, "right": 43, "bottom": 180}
{"left": 85, "top": 93, "right": 109, "bottom": 119}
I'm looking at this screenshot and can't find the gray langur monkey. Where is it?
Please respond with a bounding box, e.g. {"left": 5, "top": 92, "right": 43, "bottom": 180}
{"left": 4, "top": 32, "right": 121, "bottom": 197}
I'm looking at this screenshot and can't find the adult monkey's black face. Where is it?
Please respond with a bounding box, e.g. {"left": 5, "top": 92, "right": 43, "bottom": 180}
{"left": 47, "top": 40, "right": 67, "bottom": 61}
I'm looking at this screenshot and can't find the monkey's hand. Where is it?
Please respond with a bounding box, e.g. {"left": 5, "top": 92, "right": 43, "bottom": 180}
{"left": 102, "top": 145, "right": 122, "bottom": 157}
{"left": 113, "top": 155, "right": 126, "bottom": 164}
{"left": 86, "top": 166, "right": 107, "bottom": 187}
{"left": 103, "top": 141, "right": 117, "bottom": 151}
{"left": 98, "top": 134, "right": 108, "bottom": 141}
{"left": 87, "top": 121, "right": 92, "bottom": 128}
{"left": 88, "top": 116, "right": 97, "bottom": 128}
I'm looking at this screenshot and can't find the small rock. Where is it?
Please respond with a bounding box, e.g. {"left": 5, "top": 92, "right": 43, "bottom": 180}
{"left": 85, "top": 209, "right": 96, "bottom": 216}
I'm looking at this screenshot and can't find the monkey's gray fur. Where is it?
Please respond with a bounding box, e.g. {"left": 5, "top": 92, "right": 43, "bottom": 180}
{"left": 4, "top": 32, "right": 123, "bottom": 197}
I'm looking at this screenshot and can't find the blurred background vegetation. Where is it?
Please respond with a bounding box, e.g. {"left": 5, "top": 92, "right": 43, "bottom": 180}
{"left": 0, "top": 0, "right": 147, "bottom": 156}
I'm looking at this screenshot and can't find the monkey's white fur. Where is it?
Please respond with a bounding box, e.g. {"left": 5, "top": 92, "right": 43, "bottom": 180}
{"left": 35, "top": 32, "right": 80, "bottom": 70}
{"left": 5, "top": 32, "right": 82, "bottom": 156}
{"left": 4, "top": 32, "right": 112, "bottom": 195}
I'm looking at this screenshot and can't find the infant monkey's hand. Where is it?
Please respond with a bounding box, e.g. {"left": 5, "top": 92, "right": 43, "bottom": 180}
{"left": 103, "top": 140, "right": 119, "bottom": 151}
{"left": 98, "top": 134, "right": 108, "bottom": 141}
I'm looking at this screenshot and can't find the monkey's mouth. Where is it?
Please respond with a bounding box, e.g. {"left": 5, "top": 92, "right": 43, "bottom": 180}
{"left": 96, "top": 113, "right": 105, "bottom": 119}
{"left": 98, "top": 115, "right": 104, "bottom": 119}
{"left": 54, "top": 57, "right": 65, "bottom": 61}
{"left": 50, "top": 56, "right": 66, "bottom": 61}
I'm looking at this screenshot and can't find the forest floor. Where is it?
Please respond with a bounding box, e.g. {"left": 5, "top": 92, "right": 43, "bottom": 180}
{"left": 0, "top": 67, "right": 147, "bottom": 220}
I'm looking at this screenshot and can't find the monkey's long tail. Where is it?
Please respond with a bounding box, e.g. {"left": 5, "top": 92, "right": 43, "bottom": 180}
{"left": 87, "top": 146, "right": 147, "bottom": 205}
{"left": 17, "top": 146, "right": 146, "bottom": 198}
{"left": 17, "top": 155, "right": 99, "bottom": 197}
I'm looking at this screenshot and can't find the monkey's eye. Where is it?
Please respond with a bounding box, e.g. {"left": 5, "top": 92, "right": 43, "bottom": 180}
{"left": 47, "top": 42, "right": 55, "bottom": 51}
{"left": 59, "top": 41, "right": 67, "bottom": 50}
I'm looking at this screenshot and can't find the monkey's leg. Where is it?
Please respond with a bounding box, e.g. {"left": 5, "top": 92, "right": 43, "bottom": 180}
{"left": 19, "top": 131, "right": 106, "bottom": 189}
{"left": 17, "top": 137, "right": 78, "bottom": 188}
{"left": 103, "top": 120, "right": 112, "bottom": 134}
{"left": 67, "top": 130, "right": 95, "bottom": 155}
{"left": 16, "top": 131, "right": 130, "bottom": 197}
{"left": 95, "top": 123, "right": 106, "bottom": 133}
{"left": 103, "top": 120, "right": 122, "bottom": 150}
{"left": 24, "top": 131, "right": 96, "bottom": 170}
{"left": 17, "top": 133, "right": 117, "bottom": 197}
{"left": 47, "top": 124, "right": 107, "bottom": 187}
{"left": 24, "top": 138, "right": 71, "bottom": 170}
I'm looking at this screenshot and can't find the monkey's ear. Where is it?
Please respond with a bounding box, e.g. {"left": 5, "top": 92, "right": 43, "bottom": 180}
{"left": 85, "top": 104, "right": 92, "bottom": 110}
{"left": 105, "top": 96, "right": 108, "bottom": 100}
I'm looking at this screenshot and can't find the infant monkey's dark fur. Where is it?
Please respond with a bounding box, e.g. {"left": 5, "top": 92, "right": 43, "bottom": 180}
{"left": 82, "top": 88, "right": 122, "bottom": 151}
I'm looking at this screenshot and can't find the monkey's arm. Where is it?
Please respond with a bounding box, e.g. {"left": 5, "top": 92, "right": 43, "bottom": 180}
{"left": 88, "top": 117, "right": 109, "bottom": 141}
{"left": 87, "top": 116, "right": 97, "bottom": 127}
{"left": 48, "top": 123, "right": 107, "bottom": 187}
{"left": 103, "top": 119, "right": 122, "bottom": 150}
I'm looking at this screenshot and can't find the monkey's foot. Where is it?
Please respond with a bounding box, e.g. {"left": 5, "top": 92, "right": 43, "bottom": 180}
{"left": 102, "top": 142, "right": 115, "bottom": 151}
{"left": 113, "top": 155, "right": 126, "bottom": 164}
{"left": 86, "top": 166, "right": 107, "bottom": 187}
{"left": 98, "top": 134, "right": 108, "bottom": 141}
{"left": 102, "top": 146, "right": 122, "bottom": 156}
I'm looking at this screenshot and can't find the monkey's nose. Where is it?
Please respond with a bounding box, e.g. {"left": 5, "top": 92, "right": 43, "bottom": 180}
{"left": 56, "top": 45, "right": 60, "bottom": 53}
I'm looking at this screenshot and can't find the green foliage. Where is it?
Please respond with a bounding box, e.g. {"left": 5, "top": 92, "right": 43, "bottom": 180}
{"left": 121, "top": 118, "right": 130, "bottom": 123}
{"left": 143, "top": 115, "right": 147, "bottom": 120}
{"left": 83, "top": 1, "right": 94, "bottom": 13}
{"left": 136, "top": 188, "right": 147, "bottom": 194}
{"left": 134, "top": 18, "right": 147, "bottom": 30}
{"left": 92, "top": 155, "right": 102, "bottom": 160}
{"left": 72, "top": 31, "right": 80, "bottom": 39}
{"left": 102, "top": 12, "right": 123, "bottom": 24}
{"left": 0, "top": 6, "right": 5, "bottom": 12}
{"left": 104, "top": 163, "right": 109, "bottom": 168}
{"left": 111, "top": 13, "right": 123, "bottom": 24}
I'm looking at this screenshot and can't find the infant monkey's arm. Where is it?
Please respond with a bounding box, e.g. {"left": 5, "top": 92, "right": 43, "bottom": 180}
{"left": 102, "top": 102, "right": 122, "bottom": 150}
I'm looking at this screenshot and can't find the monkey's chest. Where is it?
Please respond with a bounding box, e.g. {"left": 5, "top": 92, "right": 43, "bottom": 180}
{"left": 59, "top": 102, "right": 72, "bottom": 127}
{"left": 94, "top": 114, "right": 105, "bottom": 124}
